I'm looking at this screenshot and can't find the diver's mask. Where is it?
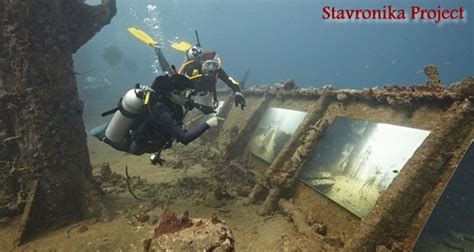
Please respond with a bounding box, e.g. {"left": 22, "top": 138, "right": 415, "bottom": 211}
{"left": 201, "top": 59, "right": 219, "bottom": 76}
{"left": 186, "top": 46, "right": 203, "bottom": 61}
{"left": 170, "top": 89, "right": 193, "bottom": 106}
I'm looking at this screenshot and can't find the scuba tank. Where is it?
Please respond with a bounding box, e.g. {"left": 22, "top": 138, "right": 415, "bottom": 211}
{"left": 95, "top": 84, "right": 152, "bottom": 148}
{"left": 105, "top": 88, "right": 144, "bottom": 144}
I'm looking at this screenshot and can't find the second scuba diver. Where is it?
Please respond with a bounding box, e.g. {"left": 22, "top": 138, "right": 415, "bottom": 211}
{"left": 176, "top": 35, "right": 246, "bottom": 110}
{"left": 91, "top": 73, "right": 219, "bottom": 165}
{"left": 127, "top": 28, "right": 246, "bottom": 111}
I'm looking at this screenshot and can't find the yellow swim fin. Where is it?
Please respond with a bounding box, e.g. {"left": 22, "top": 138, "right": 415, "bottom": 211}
{"left": 127, "top": 27, "right": 157, "bottom": 47}
{"left": 171, "top": 41, "right": 192, "bottom": 53}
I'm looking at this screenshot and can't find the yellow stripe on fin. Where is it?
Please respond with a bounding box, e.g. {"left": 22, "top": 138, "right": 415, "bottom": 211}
{"left": 171, "top": 41, "right": 192, "bottom": 53}
{"left": 127, "top": 27, "right": 157, "bottom": 47}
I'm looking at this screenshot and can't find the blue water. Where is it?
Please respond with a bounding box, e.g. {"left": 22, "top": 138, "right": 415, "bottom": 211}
{"left": 75, "top": 0, "right": 473, "bottom": 94}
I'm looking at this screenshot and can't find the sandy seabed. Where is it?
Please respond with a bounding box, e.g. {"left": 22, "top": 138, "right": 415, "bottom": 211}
{"left": 0, "top": 130, "right": 300, "bottom": 251}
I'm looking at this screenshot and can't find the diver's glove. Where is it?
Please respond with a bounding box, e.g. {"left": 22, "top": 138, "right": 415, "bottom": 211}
{"left": 205, "top": 116, "right": 219, "bottom": 128}
{"left": 234, "top": 92, "right": 246, "bottom": 110}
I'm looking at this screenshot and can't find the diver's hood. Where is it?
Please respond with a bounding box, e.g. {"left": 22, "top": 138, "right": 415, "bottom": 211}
{"left": 151, "top": 74, "right": 193, "bottom": 94}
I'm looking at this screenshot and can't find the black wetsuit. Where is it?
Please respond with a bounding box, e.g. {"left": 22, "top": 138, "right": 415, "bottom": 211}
{"left": 154, "top": 47, "right": 172, "bottom": 74}
{"left": 128, "top": 98, "right": 209, "bottom": 155}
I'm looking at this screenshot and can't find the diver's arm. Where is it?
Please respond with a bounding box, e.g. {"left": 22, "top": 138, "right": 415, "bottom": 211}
{"left": 218, "top": 68, "right": 246, "bottom": 109}
{"left": 158, "top": 112, "right": 209, "bottom": 145}
{"left": 218, "top": 68, "right": 241, "bottom": 93}
{"left": 153, "top": 47, "right": 172, "bottom": 73}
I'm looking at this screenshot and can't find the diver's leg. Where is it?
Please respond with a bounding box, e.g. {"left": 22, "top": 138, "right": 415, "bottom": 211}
{"left": 90, "top": 123, "right": 108, "bottom": 140}
{"left": 91, "top": 123, "right": 130, "bottom": 152}
{"left": 154, "top": 47, "right": 172, "bottom": 74}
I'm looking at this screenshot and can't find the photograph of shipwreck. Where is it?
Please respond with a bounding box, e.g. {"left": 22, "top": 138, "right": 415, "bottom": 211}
{"left": 0, "top": 0, "right": 472, "bottom": 251}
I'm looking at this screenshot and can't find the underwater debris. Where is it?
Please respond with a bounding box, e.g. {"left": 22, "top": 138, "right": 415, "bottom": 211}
{"left": 277, "top": 199, "right": 336, "bottom": 250}
{"left": 336, "top": 93, "right": 348, "bottom": 101}
{"left": 65, "top": 223, "right": 83, "bottom": 238}
{"left": 323, "top": 236, "right": 345, "bottom": 248}
{"left": 125, "top": 165, "right": 141, "bottom": 200}
{"left": 153, "top": 211, "right": 193, "bottom": 238}
{"left": 450, "top": 77, "right": 474, "bottom": 97}
{"left": 93, "top": 162, "right": 213, "bottom": 208}
{"left": 96, "top": 163, "right": 124, "bottom": 187}
{"left": 149, "top": 212, "right": 234, "bottom": 251}
{"left": 77, "top": 225, "right": 89, "bottom": 233}
{"left": 275, "top": 79, "right": 297, "bottom": 91}
{"left": 312, "top": 223, "right": 327, "bottom": 236}
{"left": 64, "top": 220, "right": 95, "bottom": 238}
{"left": 3, "top": 135, "right": 20, "bottom": 144}
{"left": 201, "top": 191, "right": 226, "bottom": 208}
{"left": 135, "top": 212, "right": 150, "bottom": 223}
{"left": 212, "top": 160, "right": 256, "bottom": 198}
{"left": 424, "top": 64, "right": 444, "bottom": 88}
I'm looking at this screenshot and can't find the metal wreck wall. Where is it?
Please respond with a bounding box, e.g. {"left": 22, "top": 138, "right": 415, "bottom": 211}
{"left": 214, "top": 75, "right": 474, "bottom": 251}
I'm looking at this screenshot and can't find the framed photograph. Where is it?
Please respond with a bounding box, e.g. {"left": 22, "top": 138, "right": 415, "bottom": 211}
{"left": 300, "top": 116, "right": 430, "bottom": 218}
{"left": 248, "top": 107, "right": 307, "bottom": 163}
{"left": 413, "top": 141, "right": 474, "bottom": 252}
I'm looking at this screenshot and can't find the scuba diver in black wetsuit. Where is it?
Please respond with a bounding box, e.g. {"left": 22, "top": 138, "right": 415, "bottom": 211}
{"left": 129, "top": 74, "right": 218, "bottom": 161}
{"left": 90, "top": 73, "right": 219, "bottom": 165}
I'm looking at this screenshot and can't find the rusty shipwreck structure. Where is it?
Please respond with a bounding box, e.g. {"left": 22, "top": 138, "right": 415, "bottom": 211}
{"left": 209, "top": 68, "right": 473, "bottom": 251}
{"left": 0, "top": 1, "right": 472, "bottom": 250}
